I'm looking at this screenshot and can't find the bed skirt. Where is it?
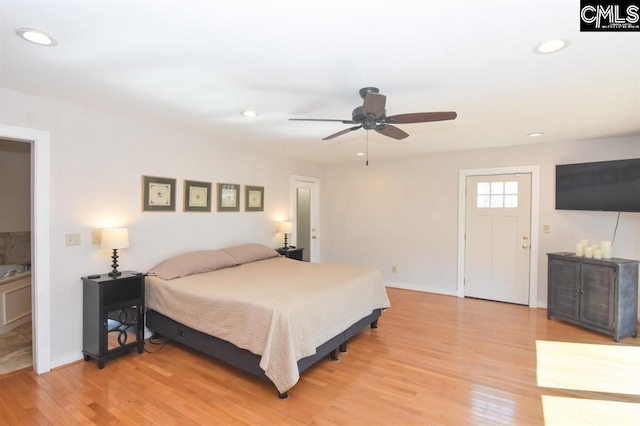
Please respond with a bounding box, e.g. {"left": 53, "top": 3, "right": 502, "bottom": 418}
{"left": 146, "top": 308, "right": 382, "bottom": 398}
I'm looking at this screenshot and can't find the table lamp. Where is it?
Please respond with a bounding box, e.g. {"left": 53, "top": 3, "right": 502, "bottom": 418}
{"left": 101, "top": 228, "right": 129, "bottom": 276}
{"left": 278, "top": 221, "right": 293, "bottom": 250}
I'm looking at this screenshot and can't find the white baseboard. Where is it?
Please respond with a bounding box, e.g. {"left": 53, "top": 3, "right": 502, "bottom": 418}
{"left": 385, "top": 281, "right": 458, "bottom": 297}
{"left": 50, "top": 351, "right": 84, "bottom": 370}
{"left": 49, "top": 332, "right": 154, "bottom": 371}
{"left": 386, "top": 282, "right": 549, "bottom": 311}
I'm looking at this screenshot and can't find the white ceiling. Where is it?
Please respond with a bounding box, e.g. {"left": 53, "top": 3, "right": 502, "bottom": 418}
{"left": 1, "top": 1, "right": 638, "bottom": 164}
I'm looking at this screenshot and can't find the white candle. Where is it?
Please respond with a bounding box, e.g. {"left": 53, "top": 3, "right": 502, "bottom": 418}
{"left": 584, "top": 246, "right": 593, "bottom": 258}
{"left": 580, "top": 239, "right": 589, "bottom": 247}
{"left": 594, "top": 249, "right": 602, "bottom": 259}
{"left": 576, "top": 243, "right": 584, "bottom": 257}
{"left": 591, "top": 244, "right": 599, "bottom": 251}
{"left": 601, "top": 241, "right": 612, "bottom": 259}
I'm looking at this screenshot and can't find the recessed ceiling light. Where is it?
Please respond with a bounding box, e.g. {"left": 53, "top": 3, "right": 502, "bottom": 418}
{"left": 16, "top": 28, "right": 58, "bottom": 46}
{"left": 356, "top": 152, "right": 365, "bottom": 156}
{"left": 241, "top": 110, "right": 258, "bottom": 117}
{"left": 528, "top": 132, "right": 544, "bottom": 137}
{"left": 533, "top": 39, "right": 570, "bottom": 54}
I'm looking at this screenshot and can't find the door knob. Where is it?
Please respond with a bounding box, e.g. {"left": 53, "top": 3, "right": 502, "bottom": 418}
{"left": 522, "top": 244, "right": 529, "bottom": 249}
{"left": 523, "top": 236, "right": 529, "bottom": 240}
{"left": 312, "top": 235, "right": 317, "bottom": 239}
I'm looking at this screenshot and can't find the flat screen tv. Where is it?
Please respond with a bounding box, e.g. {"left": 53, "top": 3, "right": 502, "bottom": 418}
{"left": 556, "top": 158, "right": 640, "bottom": 212}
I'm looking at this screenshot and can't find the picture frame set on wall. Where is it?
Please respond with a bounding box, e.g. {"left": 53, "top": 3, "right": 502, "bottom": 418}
{"left": 142, "top": 176, "right": 263, "bottom": 213}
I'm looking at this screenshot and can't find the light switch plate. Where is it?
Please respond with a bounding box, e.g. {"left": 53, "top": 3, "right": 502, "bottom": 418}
{"left": 543, "top": 224, "right": 550, "bottom": 233}
{"left": 92, "top": 230, "right": 102, "bottom": 244}
{"left": 66, "top": 233, "right": 81, "bottom": 246}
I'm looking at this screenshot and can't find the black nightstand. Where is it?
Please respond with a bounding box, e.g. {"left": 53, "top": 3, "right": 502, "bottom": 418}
{"left": 277, "top": 247, "right": 304, "bottom": 261}
{"left": 82, "top": 271, "right": 145, "bottom": 368}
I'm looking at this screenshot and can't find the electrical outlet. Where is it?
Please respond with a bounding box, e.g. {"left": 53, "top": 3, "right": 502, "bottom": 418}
{"left": 392, "top": 265, "right": 397, "bottom": 273}
{"left": 65, "top": 233, "right": 81, "bottom": 246}
{"left": 92, "top": 230, "right": 102, "bottom": 244}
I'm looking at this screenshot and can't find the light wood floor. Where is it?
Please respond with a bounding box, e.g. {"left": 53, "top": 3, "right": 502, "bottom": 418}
{"left": 1, "top": 288, "right": 639, "bottom": 425}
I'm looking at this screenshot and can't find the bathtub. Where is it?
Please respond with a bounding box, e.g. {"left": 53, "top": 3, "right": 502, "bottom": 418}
{"left": 0, "top": 264, "right": 32, "bottom": 335}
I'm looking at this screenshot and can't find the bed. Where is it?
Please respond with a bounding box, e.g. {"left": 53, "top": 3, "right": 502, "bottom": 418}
{"left": 144, "top": 244, "right": 391, "bottom": 398}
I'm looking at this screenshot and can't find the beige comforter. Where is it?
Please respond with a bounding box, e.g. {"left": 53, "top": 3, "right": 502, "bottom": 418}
{"left": 145, "top": 257, "right": 390, "bottom": 393}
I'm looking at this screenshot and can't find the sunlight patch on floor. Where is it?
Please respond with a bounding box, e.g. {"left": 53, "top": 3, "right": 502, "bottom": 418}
{"left": 542, "top": 395, "right": 640, "bottom": 426}
{"left": 536, "top": 340, "right": 640, "bottom": 395}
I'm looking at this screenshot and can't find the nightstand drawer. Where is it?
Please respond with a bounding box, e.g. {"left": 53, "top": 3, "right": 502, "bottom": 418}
{"left": 104, "top": 277, "right": 142, "bottom": 306}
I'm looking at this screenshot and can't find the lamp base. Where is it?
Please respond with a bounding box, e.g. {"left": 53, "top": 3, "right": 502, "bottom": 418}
{"left": 109, "top": 249, "right": 121, "bottom": 277}
{"left": 283, "top": 234, "right": 289, "bottom": 250}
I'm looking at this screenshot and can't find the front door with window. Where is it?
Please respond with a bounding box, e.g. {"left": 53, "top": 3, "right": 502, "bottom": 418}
{"left": 465, "top": 174, "right": 532, "bottom": 305}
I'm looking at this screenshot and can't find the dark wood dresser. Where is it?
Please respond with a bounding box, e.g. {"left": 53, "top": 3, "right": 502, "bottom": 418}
{"left": 547, "top": 252, "right": 638, "bottom": 341}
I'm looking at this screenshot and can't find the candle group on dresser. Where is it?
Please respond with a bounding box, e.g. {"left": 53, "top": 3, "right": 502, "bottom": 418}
{"left": 575, "top": 239, "right": 612, "bottom": 259}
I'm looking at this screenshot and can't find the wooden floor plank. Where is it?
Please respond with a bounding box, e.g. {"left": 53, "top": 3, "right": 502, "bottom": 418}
{"left": 1, "top": 288, "right": 639, "bottom": 425}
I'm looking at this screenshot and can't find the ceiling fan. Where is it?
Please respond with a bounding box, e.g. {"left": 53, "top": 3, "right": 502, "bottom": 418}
{"left": 289, "top": 87, "right": 457, "bottom": 141}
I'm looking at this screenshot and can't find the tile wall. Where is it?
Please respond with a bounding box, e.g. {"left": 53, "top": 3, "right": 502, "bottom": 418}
{"left": 0, "top": 232, "right": 31, "bottom": 265}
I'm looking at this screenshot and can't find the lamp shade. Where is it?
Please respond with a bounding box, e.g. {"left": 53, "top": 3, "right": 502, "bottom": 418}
{"left": 278, "top": 221, "right": 293, "bottom": 234}
{"left": 100, "top": 228, "right": 130, "bottom": 249}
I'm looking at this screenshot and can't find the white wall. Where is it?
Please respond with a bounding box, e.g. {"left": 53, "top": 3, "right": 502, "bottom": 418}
{"left": 2, "top": 85, "right": 638, "bottom": 366}
{"left": 0, "top": 88, "right": 324, "bottom": 365}
{"left": 0, "top": 140, "right": 30, "bottom": 232}
{"left": 322, "top": 136, "right": 640, "bottom": 308}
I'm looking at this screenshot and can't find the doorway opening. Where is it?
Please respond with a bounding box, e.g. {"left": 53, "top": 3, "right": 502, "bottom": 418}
{"left": 291, "top": 175, "right": 320, "bottom": 263}
{"left": 0, "top": 124, "right": 51, "bottom": 375}
{"left": 0, "top": 138, "right": 32, "bottom": 375}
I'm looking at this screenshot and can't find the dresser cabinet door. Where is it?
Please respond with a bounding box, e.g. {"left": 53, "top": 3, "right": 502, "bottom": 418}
{"left": 549, "top": 259, "right": 580, "bottom": 320}
{"left": 579, "top": 264, "right": 615, "bottom": 330}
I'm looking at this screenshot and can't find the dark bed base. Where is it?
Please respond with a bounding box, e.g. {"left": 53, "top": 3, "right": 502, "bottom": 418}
{"left": 145, "top": 308, "right": 382, "bottom": 399}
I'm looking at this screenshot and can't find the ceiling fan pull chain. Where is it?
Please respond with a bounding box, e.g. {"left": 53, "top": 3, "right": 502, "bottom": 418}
{"left": 366, "top": 130, "right": 369, "bottom": 166}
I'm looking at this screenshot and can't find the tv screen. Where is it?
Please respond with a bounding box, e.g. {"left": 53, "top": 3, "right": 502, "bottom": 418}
{"left": 556, "top": 158, "right": 640, "bottom": 212}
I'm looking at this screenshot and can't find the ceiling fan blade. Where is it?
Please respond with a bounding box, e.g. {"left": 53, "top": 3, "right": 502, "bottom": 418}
{"left": 386, "top": 111, "right": 457, "bottom": 124}
{"left": 322, "top": 126, "right": 362, "bottom": 140}
{"left": 290, "top": 118, "right": 356, "bottom": 124}
{"left": 362, "top": 93, "right": 386, "bottom": 118}
{"left": 375, "top": 124, "right": 409, "bottom": 140}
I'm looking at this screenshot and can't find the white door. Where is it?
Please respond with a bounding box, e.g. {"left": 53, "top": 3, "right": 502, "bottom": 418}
{"left": 465, "top": 174, "right": 532, "bottom": 305}
{"left": 292, "top": 176, "right": 320, "bottom": 262}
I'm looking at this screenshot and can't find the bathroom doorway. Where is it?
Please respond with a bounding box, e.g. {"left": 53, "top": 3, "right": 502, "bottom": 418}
{"left": 291, "top": 175, "right": 320, "bottom": 263}
{"left": 0, "top": 138, "right": 33, "bottom": 375}
{"left": 0, "top": 124, "right": 50, "bottom": 375}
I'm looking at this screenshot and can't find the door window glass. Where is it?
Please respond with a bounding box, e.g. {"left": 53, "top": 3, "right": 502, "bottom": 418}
{"left": 477, "top": 181, "right": 518, "bottom": 208}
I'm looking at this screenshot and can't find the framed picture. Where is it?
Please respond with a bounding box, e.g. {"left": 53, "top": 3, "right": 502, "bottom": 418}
{"left": 184, "top": 180, "right": 212, "bottom": 212}
{"left": 217, "top": 183, "right": 240, "bottom": 212}
{"left": 142, "top": 176, "right": 176, "bottom": 211}
{"left": 244, "top": 185, "right": 264, "bottom": 212}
